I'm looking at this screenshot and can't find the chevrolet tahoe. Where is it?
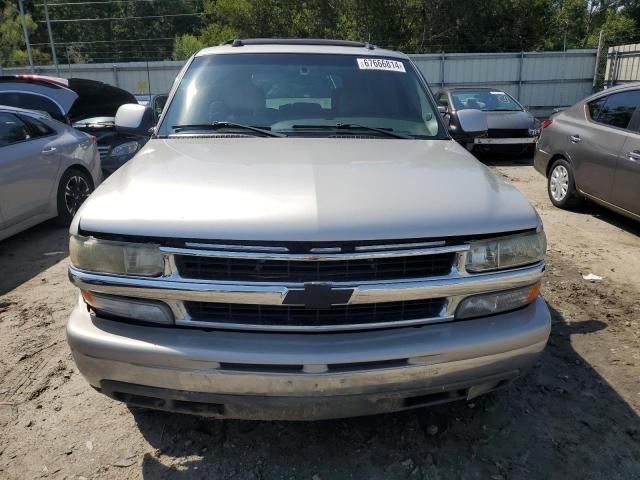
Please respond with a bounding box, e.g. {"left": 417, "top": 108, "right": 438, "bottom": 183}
{"left": 66, "top": 38, "right": 550, "bottom": 420}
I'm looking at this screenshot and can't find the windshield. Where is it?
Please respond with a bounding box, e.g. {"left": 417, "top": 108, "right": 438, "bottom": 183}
{"left": 158, "top": 53, "right": 445, "bottom": 139}
{"left": 450, "top": 90, "right": 522, "bottom": 112}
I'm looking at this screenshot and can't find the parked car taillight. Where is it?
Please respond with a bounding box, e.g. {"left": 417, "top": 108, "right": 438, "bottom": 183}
{"left": 540, "top": 119, "right": 553, "bottom": 131}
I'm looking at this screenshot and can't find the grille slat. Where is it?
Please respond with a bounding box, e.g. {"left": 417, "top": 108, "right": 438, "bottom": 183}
{"left": 175, "top": 253, "right": 455, "bottom": 282}
{"left": 97, "top": 145, "right": 110, "bottom": 161}
{"left": 184, "top": 299, "right": 446, "bottom": 328}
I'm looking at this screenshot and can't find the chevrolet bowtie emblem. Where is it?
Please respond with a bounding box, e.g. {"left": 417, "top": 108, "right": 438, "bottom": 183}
{"left": 283, "top": 283, "right": 354, "bottom": 309}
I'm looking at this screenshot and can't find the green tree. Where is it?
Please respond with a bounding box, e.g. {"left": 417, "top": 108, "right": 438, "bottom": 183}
{"left": 172, "top": 33, "right": 205, "bottom": 60}
{"left": 0, "top": 3, "right": 49, "bottom": 67}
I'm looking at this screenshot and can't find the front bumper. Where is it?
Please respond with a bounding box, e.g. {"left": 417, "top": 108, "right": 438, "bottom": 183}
{"left": 533, "top": 147, "right": 553, "bottom": 176}
{"left": 67, "top": 297, "right": 551, "bottom": 420}
{"left": 474, "top": 137, "right": 537, "bottom": 145}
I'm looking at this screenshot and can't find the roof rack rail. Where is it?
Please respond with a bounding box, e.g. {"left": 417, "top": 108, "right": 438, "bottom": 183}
{"left": 223, "top": 38, "right": 376, "bottom": 49}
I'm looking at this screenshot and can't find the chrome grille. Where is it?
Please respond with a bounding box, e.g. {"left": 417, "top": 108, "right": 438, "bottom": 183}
{"left": 184, "top": 298, "right": 446, "bottom": 330}
{"left": 70, "top": 227, "right": 547, "bottom": 332}
{"left": 174, "top": 252, "right": 455, "bottom": 282}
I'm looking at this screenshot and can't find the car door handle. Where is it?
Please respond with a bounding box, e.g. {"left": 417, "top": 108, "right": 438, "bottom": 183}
{"left": 569, "top": 135, "right": 581, "bottom": 143}
{"left": 627, "top": 150, "right": 640, "bottom": 161}
{"left": 41, "top": 146, "right": 57, "bottom": 154}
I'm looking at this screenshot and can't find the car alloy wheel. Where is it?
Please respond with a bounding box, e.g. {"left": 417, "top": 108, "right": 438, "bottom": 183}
{"left": 549, "top": 164, "right": 569, "bottom": 202}
{"left": 64, "top": 175, "right": 91, "bottom": 216}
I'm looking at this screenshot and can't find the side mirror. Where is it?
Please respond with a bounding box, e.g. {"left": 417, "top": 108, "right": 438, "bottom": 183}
{"left": 115, "top": 104, "right": 154, "bottom": 136}
{"left": 451, "top": 109, "right": 487, "bottom": 141}
{"left": 437, "top": 105, "right": 447, "bottom": 115}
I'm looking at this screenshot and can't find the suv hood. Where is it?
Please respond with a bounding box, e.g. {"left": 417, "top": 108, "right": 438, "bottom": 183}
{"left": 75, "top": 138, "right": 539, "bottom": 241}
{"left": 67, "top": 78, "right": 136, "bottom": 122}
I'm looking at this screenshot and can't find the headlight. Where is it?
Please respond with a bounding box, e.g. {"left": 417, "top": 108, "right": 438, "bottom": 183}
{"left": 109, "top": 141, "right": 140, "bottom": 160}
{"left": 70, "top": 235, "right": 164, "bottom": 276}
{"left": 456, "top": 282, "right": 541, "bottom": 319}
{"left": 466, "top": 231, "right": 546, "bottom": 273}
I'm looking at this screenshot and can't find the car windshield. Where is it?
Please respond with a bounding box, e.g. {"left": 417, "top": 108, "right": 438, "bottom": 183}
{"left": 158, "top": 53, "right": 445, "bottom": 139}
{"left": 450, "top": 90, "right": 522, "bottom": 112}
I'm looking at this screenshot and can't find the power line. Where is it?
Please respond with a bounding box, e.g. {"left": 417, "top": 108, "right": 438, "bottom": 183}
{"left": 35, "top": 0, "right": 197, "bottom": 6}
{"left": 30, "top": 37, "right": 175, "bottom": 46}
{"left": 39, "top": 12, "right": 213, "bottom": 23}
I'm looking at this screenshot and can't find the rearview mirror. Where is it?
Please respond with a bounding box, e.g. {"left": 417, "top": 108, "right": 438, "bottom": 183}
{"left": 115, "top": 104, "right": 154, "bottom": 136}
{"left": 450, "top": 109, "right": 487, "bottom": 142}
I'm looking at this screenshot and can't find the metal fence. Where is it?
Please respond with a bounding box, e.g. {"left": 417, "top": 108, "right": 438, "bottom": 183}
{"left": 0, "top": 60, "right": 186, "bottom": 98}
{"left": 1, "top": 49, "right": 598, "bottom": 117}
{"left": 411, "top": 50, "right": 596, "bottom": 117}
{"left": 604, "top": 43, "right": 640, "bottom": 87}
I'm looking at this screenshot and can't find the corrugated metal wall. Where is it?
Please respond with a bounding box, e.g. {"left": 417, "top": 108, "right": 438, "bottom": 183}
{"left": 1, "top": 49, "right": 596, "bottom": 117}
{"left": 411, "top": 50, "right": 596, "bottom": 116}
{"left": 0, "top": 61, "right": 186, "bottom": 98}
{"left": 604, "top": 43, "right": 640, "bottom": 87}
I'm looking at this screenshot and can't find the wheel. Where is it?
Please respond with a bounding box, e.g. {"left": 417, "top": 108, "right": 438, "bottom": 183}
{"left": 56, "top": 168, "right": 93, "bottom": 226}
{"left": 547, "top": 158, "right": 581, "bottom": 209}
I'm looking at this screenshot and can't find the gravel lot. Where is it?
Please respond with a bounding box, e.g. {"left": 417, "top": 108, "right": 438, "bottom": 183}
{"left": 1, "top": 157, "right": 639, "bottom": 480}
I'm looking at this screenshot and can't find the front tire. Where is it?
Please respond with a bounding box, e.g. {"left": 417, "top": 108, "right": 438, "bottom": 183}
{"left": 56, "top": 168, "right": 93, "bottom": 226}
{"left": 547, "top": 158, "right": 581, "bottom": 209}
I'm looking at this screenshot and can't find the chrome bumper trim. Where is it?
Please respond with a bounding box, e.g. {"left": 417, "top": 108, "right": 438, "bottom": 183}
{"left": 69, "top": 263, "right": 543, "bottom": 331}
{"left": 69, "top": 263, "right": 543, "bottom": 307}
{"left": 170, "top": 312, "right": 455, "bottom": 332}
{"left": 160, "top": 243, "right": 468, "bottom": 261}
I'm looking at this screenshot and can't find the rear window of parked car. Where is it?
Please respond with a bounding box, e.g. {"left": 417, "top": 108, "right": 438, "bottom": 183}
{"left": 588, "top": 90, "right": 640, "bottom": 129}
{"left": 0, "top": 113, "right": 31, "bottom": 147}
{"left": 19, "top": 115, "right": 55, "bottom": 137}
{"left": 0, "top": 112, "right": 55, "bottom": 147}
{"left": 0, "top": 92, "right": 65, "bottom": 122}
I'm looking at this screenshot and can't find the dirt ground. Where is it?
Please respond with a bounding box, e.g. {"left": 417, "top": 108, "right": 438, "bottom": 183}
{"left": 1, "top": 156, "right": 639, "bottom": 480}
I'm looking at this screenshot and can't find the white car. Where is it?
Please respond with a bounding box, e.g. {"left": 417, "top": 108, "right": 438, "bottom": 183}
{"left": 0, "top": 105, "right": 102, "bottom": 241}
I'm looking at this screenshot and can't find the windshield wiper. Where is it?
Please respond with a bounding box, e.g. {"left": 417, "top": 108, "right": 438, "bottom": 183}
{"left": 291, "top": 123, "right": 412, "bottom": 139}
{"left": 172, "top": 121, "right": 285, "bottom": 137}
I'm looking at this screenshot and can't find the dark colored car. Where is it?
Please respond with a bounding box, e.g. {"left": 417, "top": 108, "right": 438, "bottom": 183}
{"left": 0, "top": 75, "right": 149, "bottom": 174}
{"left": 534, "top": 83, "right": 640, "bottom": 221}
{"left": 435, "top": 87, "right": 539, "bottom": 155}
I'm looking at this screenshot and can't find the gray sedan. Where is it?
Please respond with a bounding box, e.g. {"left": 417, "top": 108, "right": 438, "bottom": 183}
{"left": 0, "top": 105, "right": 102, "bottom": 241}
{"left": 534, "top": 83, "right": 640, "bottom": 221}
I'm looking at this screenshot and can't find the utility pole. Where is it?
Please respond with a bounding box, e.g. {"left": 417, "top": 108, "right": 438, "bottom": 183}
{"left": 593, "top": 30, "right": 605, "bottom": 90}
{"left": 18, "top": 0, "right": 35, "bottom": 73}
{"left": 43, "top": 0, "right": 60, "bottom": 75}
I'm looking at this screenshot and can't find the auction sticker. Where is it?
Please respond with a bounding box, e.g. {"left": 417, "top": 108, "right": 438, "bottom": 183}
{"left": 357, "top": 58, "right": 406, "bottom": 72}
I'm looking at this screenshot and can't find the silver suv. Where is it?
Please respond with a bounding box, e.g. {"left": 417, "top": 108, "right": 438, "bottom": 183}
{"left": 67, "top": 39, "right": 550, "bottom": 420}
